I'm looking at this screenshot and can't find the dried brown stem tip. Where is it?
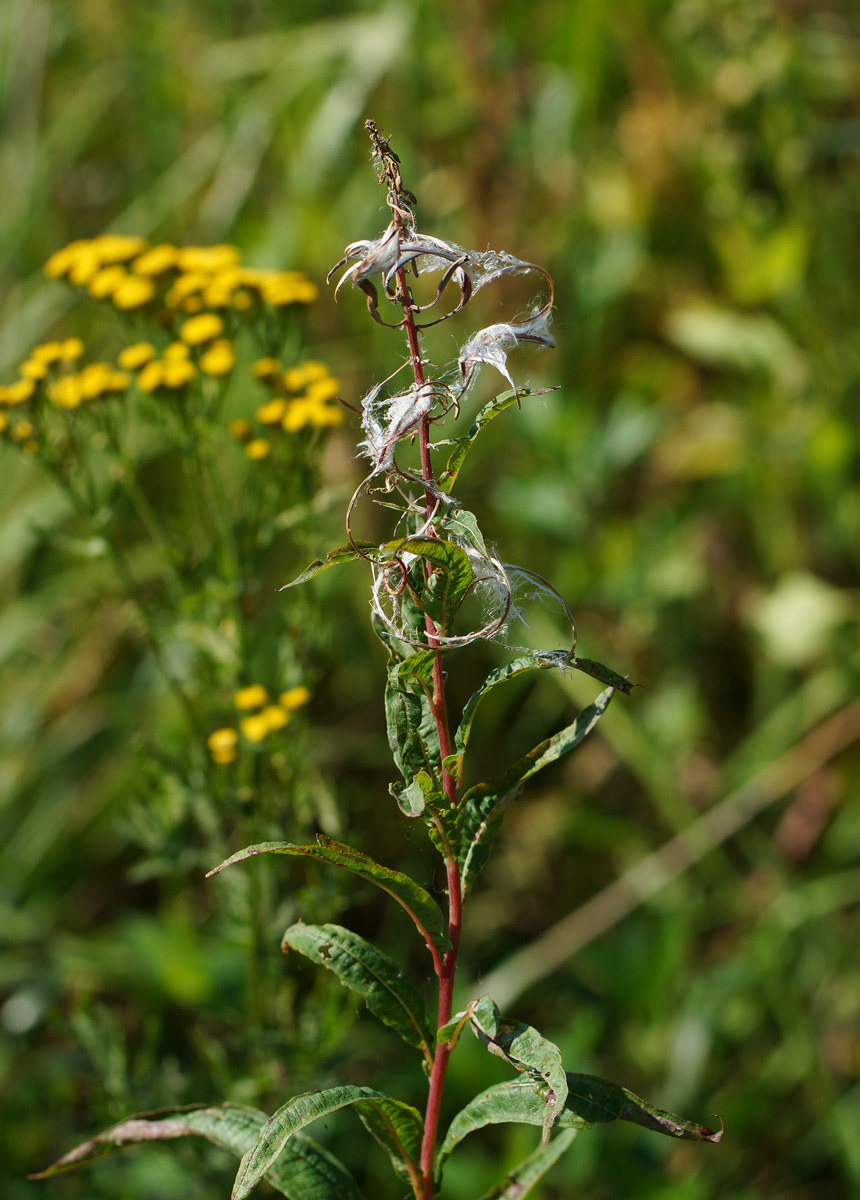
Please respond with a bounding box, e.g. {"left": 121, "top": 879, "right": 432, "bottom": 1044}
{"left": 365, "top": 119, "right": 417, "bottom": 216}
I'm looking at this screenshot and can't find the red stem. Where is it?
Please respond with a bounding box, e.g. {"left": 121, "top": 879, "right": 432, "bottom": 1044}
{"left": 391, "top": 214, "right": 461, "bottom": 1199}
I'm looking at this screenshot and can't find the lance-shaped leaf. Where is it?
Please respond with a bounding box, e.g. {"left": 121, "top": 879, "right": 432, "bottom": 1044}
{"left": 207, "top": 835, "right": 449, "bottom": 961}
{"left": 447, "top": 656, "right": 555, "bottom": 786}
{"left": 32, "top": 1104, "right": 363, "bottom": 1200}
{"left": 458, "top": 687, "right": 614, "bottom": 896}
{"left": 563, "top": 1074, "right": 723, "bottom": 1142}
{"left": 476, "top": 1130, "right": 576, "bottom": 1200}
{"left": 282, "top": 922, "right": 434, "bottom": 1062}
{"left": 232, "top": 1086, "right": 423, "bottom": 1200}
{"left": 467, "top": 996, "right": 567, "bottom": 1143}
{"left": 281, "top": 542, "right": 379, "bottom": 590}
{"left": 437, "top": 387, "right": 556, "bottom": 493}
{"left": 573, "top": 656, "right": 636, "bottom": 695}
{"left": 437, "top": 1078, "right": 589, "bottom": 1175}
{"left": 386, "top": 657, "right": 441, "bottom": 785}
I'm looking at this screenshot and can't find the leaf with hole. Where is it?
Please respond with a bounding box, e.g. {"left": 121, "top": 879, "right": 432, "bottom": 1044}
{"left": 282, "top": 922, "right": 434, "bottom": 1062}
{"left": 467, "top": 995, "right": 567, "bottom": 1142}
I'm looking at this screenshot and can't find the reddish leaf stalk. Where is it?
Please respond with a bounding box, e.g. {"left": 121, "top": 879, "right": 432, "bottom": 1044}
{"left": 392, "top": 222, "right": 462, "bottom": 1200}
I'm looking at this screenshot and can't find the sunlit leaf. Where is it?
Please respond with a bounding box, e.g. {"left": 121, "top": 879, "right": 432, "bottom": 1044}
{"left": 475, "top": 1130, "right": 576, "bottom": 1199}
{"left": 467, "top": 996, "right": 567, "bottom": 1142}
{"left": 208, "top": 835, "right": 449, "bottom": 958}
{"left": 281, "top": 542, "right": 378, "bottom": 589}
{"left": 283, "top": 922, "right": 434, "bottom": 1060}
{"left": 231, "top": 1086, "right": 422, "bottom": 1199}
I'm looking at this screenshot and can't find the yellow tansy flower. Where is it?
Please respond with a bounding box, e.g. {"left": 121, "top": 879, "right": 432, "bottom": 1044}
{"left": 60, "top": 338, "right": 84, "bottom": 361}
{"left": 177, "top": 245, "right": 240, "bottom": 274}
{"left": 88, "top": 266, "right": 127, "bottom": 299}
{"left": 163, "top": 359, "right": 196, "bottom": 388}
{"left": 113, "top": 276, "right": 156, "bottom": 309}
{"left": 252, "top": 358, "right": 281, "bottom": 381}
{"left": 310, "top": 404, "right": 343, "bottom": 428}
{"left": 48, "top": 376, "right": 82, "bottom": 409}
{"left": 181, "top": 296, "right": 203, "bottom": 313}
{"left": 245, "top": 438, "right": 271, "bottom": 460}
{"left": 306, "top": 377, "right": 340, "bottom": 403}
{"left": 94, "top": 234, "right": 148, "bottom": 263}
{"left": 31, "top": 342, "right": 63, "bottom": 364}
{"left": 163, "top": 342, "right": 190, "bottom": 361}
{"left": 233, "top": 289, "right": 253, "bottom": 311}
{"left": 20, "top": 360, "right": 48, "bottom": 381}
{"left": 207, "top": 728, "right": 238, "bottom": 752}
{"left": 5, "top": 380, "right": 35, "bottom": 405}
{"left": 261, "top": 705, "right": 290, "bottom": 732}
{"left": 132, "top": 244, "right": 177, "bottom": 275}
{"left": 255, "top": 399, "right": 286, "bottom": 424}
{"left": 118, "top": 343, "right": 156, "bottom": 370}
{"left": 228, "top": 417, "right": 252, "bottom": 441}
{"left": 282, "top": 400, "right": 313, "bottom": 432}
{"left": 79, "top": 363, "right": 114, "bottom": 400}
{"left": 240, "top": 714, "right": 270, "bottom": 743}
{"left": 234, "top": 684, "right": 269, "bottom": 710}
{"left": 211, "top": 746, "right": 237, "bottom": 765}
{"left": 68, "top": 252, "right": 102, "bottom": 287}
{"left": 200, "top": 339, "right": 236, "bottom": 376}
{"left": 165, "top": 272, "right": 210, "bottom": 306}
{"left": 180, "top": 313, "right": 224, "bottom": 345}
{"left": 279, "top": 686, "right": 310, "bottom": 710}
{"left": 137, "top": 361, "right": 164, "bottom": 393}
{"left": 284, "top": 361, "right": 329, "bottom": 392}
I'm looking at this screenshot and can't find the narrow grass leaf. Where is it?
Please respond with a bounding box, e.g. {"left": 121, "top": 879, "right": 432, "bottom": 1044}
{"left": 32, "top": 1104, "right": 363, "bottom": 1199}
{"left": 476, "top": 1129, "right": 576, "bottom": 1200}
{"left": 232, "top": 1087, "right": 422, "bottom": 1200}
{"left": 468, "top": 995, "right": 567, "bottom": 1141}
{"left": 282, "top": 922, "right": 434, "bottom": 1061}
{"left": 458, "top": 687, "right": 614, "bottom": 895}
{"left": 208, "top": 835, "right": 450, "bottom": 958}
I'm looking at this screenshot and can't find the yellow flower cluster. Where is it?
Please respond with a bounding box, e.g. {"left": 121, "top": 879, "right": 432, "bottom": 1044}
{"left": 45, "top": 236, "right": 318, "bottom": 318}
{"left": 229, "top": 359, "right": 343, "bottom": 460}
{"left": 116, "top": 322, "right": 236, "bottom": 394}
{"left": 207, "top": 683, "right": 310, "bottom": 765}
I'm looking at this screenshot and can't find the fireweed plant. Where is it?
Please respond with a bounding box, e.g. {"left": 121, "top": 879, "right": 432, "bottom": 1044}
{"left": 35, "top": 126, "right": 722, "bottom": 1198}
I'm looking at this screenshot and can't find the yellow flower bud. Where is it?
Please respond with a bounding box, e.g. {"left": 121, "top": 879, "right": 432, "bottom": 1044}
{"left": 118, "top": 343, "right": 156, "bottom": 370}
{"left": 234, "top": 684, "right": 269, "bottom": 710}
{"left": 279, "top": 686, "right": 310, "bottom": 710}
{"left": 180, "top": 313, "right": 224, "bottom": 345}
{"left": 245, "top": 438, "right": 271, "bottom": 460}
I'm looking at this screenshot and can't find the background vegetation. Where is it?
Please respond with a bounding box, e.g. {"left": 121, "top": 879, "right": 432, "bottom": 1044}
{"left": 2, "top": 1, "right": 860, "bottom": 1197}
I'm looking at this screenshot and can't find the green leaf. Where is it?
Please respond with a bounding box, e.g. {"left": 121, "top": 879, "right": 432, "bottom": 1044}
{"left": 436, "top": 1072, "right": 721, "bottom": 1179}
{"left": 458, "top": 687, "right": 614, "bottom": 896}
{"left": 564, "top": 1074, "right": 723, "bottom": 1142}
{"left": 573, "top": 656, "right": 636, "bottom": 695}
{"left": 437, "top": 386, "right": 558, "bottom": 493}
{"left": 281, "top": 541, "right": 378, "bottom": 589}
{"left": 207, "top": 835, "right": 450, "bottom": 959}
{"left": 386, "top": 656, "right": 442, "bottom": 784}
{"left": 31, "top": 1104, "right": 363, "bottom": 1200}
{"left": 468, "top": 996, "right": 567, "bottom": 1142}
{"left": 437, "top": 1078, "right": 590, "bottom": 1176}
{"left": 231, "top": 1087, "right": 423, "bottom": 1200}
{"left": 380, "top": 535, "right": 474, "bottom": 631}
{"left": 437, "top": 503, "right": 488, "bottom": 555}
{"left": 282, "top": 922, "right": 434, "bottom": 1061}
{"left": 390, "top": 769, "right": 445, "bottom": 818}
{"left": 448, "top": 656, "right": 555, "bottom": 786}
{"left": 476, "top": 1130, "right": 576, "bottom": 1200}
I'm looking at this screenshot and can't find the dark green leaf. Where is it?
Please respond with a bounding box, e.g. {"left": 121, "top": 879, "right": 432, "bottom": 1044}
{"left": 564, "top": 1074, "right": 723, "bottom": 1142}
{"left": 476, "top": 1130, "right": 576, "bottom": 1200}
{"left": 437, "top": 1078, "right": 590, "bottom": 1175}
{"left": 386, "top": 657, "right": 441, "bottom": 784}
{"left": 281, "top": 542, "right": 378, "bottom": 589}
{"left": 458, "top": 687, "right": 614, "bottom": 895}
{"left": 468, "top": 996, "right": 567, "bottom": 1142}
{"left": 207, "top": 835, "right": 449, "bottom": 959}
{"left": 231, "top": 1087, "right": 423, "bottom": 1200}
{"left": 448, "top": 656, "right": 555, "bottom": 786}
{"left": 573, "top": 656, "right": 636, "bottom": 695}
{"left": 437, "top": 387, "right": 558, "bottom": 493}
{"left": 282, "top": 922, "right": 434, "bottom": 1061}
{"left": 32, "top": 1104, "right": 363, "bottom": 1200}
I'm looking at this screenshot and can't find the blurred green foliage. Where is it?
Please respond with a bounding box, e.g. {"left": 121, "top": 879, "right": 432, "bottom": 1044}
{"left": 2, "top": 0, "right": 860, "bottom": 1198}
